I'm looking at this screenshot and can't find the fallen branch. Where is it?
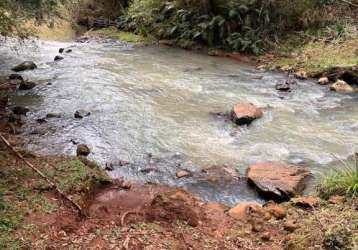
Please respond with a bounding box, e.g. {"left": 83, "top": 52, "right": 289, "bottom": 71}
{"left": 0, "top": 133, "right": 85, "bottom": 217}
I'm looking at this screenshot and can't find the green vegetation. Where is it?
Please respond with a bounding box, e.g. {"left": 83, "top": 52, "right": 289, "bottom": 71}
{"left": 116, "top": 0, "right": 356, "bottom": 54}
{"left": 316, "top": 155, "right": 358, "bottom": 199}
{"left": 90, "top": 27, "right": 148, "bottom": 43}
{"left": 0, "top": 144, "right": 110, "bottom": 248}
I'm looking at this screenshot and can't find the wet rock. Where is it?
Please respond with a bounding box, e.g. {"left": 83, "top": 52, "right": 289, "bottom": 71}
{"left": 8, "top": 74, "right": 23, "bottom": 81}
{"left": 275, "top": 82, "right": 291, "bottom": 92}
{"left": 202, "top": 165, "right": 241, "bottom": 183}
{"left": 12, "top": 61, "right": 37, "bottom": 72}
{"left": 291, "top": 196, "right": 320, "bottom": 208}
{"left": 284, "top": 220, "right": 299, "bottom": 232}
{"left": 74, "top": 110, "right": 91, "bottom": 119}
{"left": 59, "top": 48, "right": 64, "bottom": 53}
{"left": 247, "top": 162, "right": 310, "bottom": 201}
{"left": 176, "top": 170, "right": 191, "bottom": 178}
{"left": 12, "top": 106, "right": 29, "bottom": 115}
{"left": 46, "top": 113, "right": 61, "bottom": 118}
{"left": 76, "top": 144, "right": 91, "bottom": 157}
{"left": 105, "top": 163, "right": 114, "bottom": 171}
{"left": 65, "top": 49, "right": 72, "bottom": 53}
{"left": 317, "top": 77, "right": 329, "bottom": 85}
{"left": 18, "top": 81, "right": 36, "bottom": 90}
{"left": 47, "top": 82, "right": 52, "bottom": 86}
{"left": 54, "top": 55, "right": 64, "bottom": 61}
{"left": 330, "top": 80, "right": 355, "bottom": 94}
{"left": 294, "top": 70, "right": 308, "bottom": 80}
{"left": 228, "top": 202, "right": 266, "bottom": 221}
{"left": 230, "top": 102, "right": 263, "bottom": 126}
{"left": 256, "top": 65, "right": 267, "bottom": 71}
{"left": 36, "top": 118, "right": 47, "bottom": 124}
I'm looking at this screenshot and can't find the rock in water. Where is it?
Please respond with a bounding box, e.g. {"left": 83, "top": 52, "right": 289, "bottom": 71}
{"left": 76, "top": 144, "right": 91, "bottom": 156}
{"left": 275, "top": 83, "right": 291, "bottom": 92}
{"left": 230, "top": 102, "right": 263, "bottom": 126}
{"left": 247, "top": 162, "right": 310, "bottom": 201}
{"left": 317, "top": 77, "right": 329, "bottom": 85}
{"left": 294, "top": 70, "right": 308, "bottom": 80}
{"left": 46, "top": 113, "right": 62, "bottom": 118}
{"left": 12, "top": 106, "right": 29, "bottom": 115}
{"left": 65, "top": 49, "right": 72, "bottom": 53}
{"left": 18, "top": 81, "right": 36, "bottom": 90}
{"left": 330, "top": 80, "right": 355, "bottom": 94}
{"left": 176, "top": 170, "right": 191, "bottom": 178}
{"left": 54, "top": 55, "right": 64, "bottom": 61}
{"left": 8, "top": 74, "right": 23, "bottom": 81}
{"left": 74, "top": 110, "right": 91, "bottom": 119}
{"left": 12, "top": 61, "right": 37, "bottom": 72}
{"left": 59, "top": 48, "right": 64, "bottom": 53}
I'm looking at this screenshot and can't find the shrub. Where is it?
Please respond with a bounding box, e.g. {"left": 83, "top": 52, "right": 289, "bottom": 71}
{"left": 119, "top": 0, "right": 345, "bottom": 54}
{"left": 316, "top": 154, "right": 358, "bottom": 199}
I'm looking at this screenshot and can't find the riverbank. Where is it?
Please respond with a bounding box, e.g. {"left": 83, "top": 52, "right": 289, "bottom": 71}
{"left": 1, "top": 75, "right": 357, "bottom": 249}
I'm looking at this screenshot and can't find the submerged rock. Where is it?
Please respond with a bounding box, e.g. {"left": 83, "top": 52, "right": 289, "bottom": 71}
{"left": 18, "top": 81, "right": 36, "bottom": 90}
{"left": 330, "top": 80, "right": 355, "bottom": 94}
{"left": 46, "top": 113, "right": 62, "bottom": 118}
{"left": 230, "top": 102, "right": 263, "bottom": 126}
{"left": 76, "top": 144, "right": 91, "bottom": 157}
{"left": 275, "top": 83, "right": 291, "bottom": 92}
{"left": 59, "top": 48, "right": 64, "bottom": 53}
{"left": 12, "top": 61, "right": 37, "bottom": 72}
{"left": 74, "top": 110, "right": 91, "bottom": 119}
{"left": 247, "top": 162, "right": 310, "bottom": 201}
{"left": 65, "top": 49, "right": 72, "bottom": 53}
{"left": 54, "top": 55, "right": 64, "bottom": 61}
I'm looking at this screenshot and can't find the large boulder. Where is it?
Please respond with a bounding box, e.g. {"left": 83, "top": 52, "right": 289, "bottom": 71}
{"left": 247, "top": 162, "right": 310, "bottom": 201}
{"left": 330, "top": 80, "right": 355, "bottom": 94}
{"left": 12, "top": 61, "right": 37, "bottom": 72}
{"left": 230, "top": 102, "right": 263, "bottom": 126}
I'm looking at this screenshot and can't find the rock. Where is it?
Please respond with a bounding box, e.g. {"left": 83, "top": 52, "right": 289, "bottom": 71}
{"left": 247, "top": 162, "right": 310, "bottom": 201}
{"left": 292, "top": 196, "right": 320, "bottom": 208}
{"left": 317, "top": 77, "right": 329, "bottom": 85}
{"left": 228, "top": 202, "right": 266, "bottom": 221}
{"left": 176, "top": 170, "right": 191, "bottom": 178}
{"left": 256, "top": 65, "right": 267, "bottom": 71}
{"left": 330, "top": 80, "right": 355, "bottom": 93}
{"left": 283, "top": 220, "right": 299, "bottom": 232}
{"left": 8, "top": 74, "right": 23, "bottom": 81}
{"left": 328, "top": 195, "right": 345, "bottom": 204}
{"left": 18, "top": 81, "right": 36, "bottom": 90}
{"left": 65, "top": 49, "right": 72, "bottom": 53}
{"left": 74, "top": 110, "right": 91, "bottom": 119}
{"left": 12, "top": 61, "right": 37, "bottom": 72}
{"left": 59, "top": 48, "right": 64, "bottom": 53}
{"left": 54, "top": 55, "right": 64, "bottom": 61}
{"left": 208, "top": 50, "right": 220, "bottom": 56}
{"left": 12, "top": 106, "right": 29, "bottom": 115}
{"left": 46, "top": 113, "right": 61, "bottom": 118}
{"left": 294, "top": 70, "right": 308, "bottom": 80}
{"left": 265, "top": 203, "right": 287, "bottom": 219}
{"left": 230, "top": 102, "right": 263, "bottom": 126}
{"left": 261, "top": 232, "right": 271, "bottom": 241}
{"left": 275, "top": 83, "right": 291, "bottom": 92}
{"left": 36, "top": 118, "right": 47, "bottom": 124}
{"left": 76, "top": 144, "right": 91, "bottom": 156}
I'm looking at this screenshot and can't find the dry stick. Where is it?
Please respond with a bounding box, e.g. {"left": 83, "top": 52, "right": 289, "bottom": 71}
{"left": 0, "top": 133, "right": 85, "bottom": 217}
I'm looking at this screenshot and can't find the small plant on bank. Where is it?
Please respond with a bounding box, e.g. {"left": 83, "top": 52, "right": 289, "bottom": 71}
{"left": 316, "top": 154, "right": 358, "bottom": 199}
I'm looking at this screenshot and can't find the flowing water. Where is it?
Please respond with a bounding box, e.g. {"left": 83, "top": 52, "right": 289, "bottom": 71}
{"left": 1, "top": 39, "right": 357, "bottom": 206}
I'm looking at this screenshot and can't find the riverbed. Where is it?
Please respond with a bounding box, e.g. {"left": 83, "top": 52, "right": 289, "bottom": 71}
{"left": 1, "top": 39, "right": 357, "bottom": 206}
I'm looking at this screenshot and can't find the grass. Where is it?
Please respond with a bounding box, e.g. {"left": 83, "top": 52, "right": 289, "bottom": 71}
{"left": 267, "top": 22, "right": 358, "bottom": 75}
{"left": 91, "top": 27, "right": 148, "bottom": 43}
{"left": 316, "top": 155, "right": 358, "bottom": 199}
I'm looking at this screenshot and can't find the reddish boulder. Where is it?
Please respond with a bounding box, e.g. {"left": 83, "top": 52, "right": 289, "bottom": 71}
{"left": 228, "top": 202, "right": 267, "bottom": 221}
{"left": 230, "top": 102, "right": 263, "bottom": 126}
{"left": 247, "top": 162, "right": 310, "bottom": 201}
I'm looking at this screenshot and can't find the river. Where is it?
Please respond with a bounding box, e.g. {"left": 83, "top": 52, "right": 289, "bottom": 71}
{"left": 1, "top": 39, "right": 357, "bottom": 206}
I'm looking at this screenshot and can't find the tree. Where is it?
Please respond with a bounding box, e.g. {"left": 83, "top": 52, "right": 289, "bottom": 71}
{"left": 0, "top": 0, "right": 63, "bottom": 38}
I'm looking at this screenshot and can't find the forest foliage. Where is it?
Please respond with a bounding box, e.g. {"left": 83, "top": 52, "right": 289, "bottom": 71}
{"left": 117, "top": 0, "right": 356, "bottom": 54}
